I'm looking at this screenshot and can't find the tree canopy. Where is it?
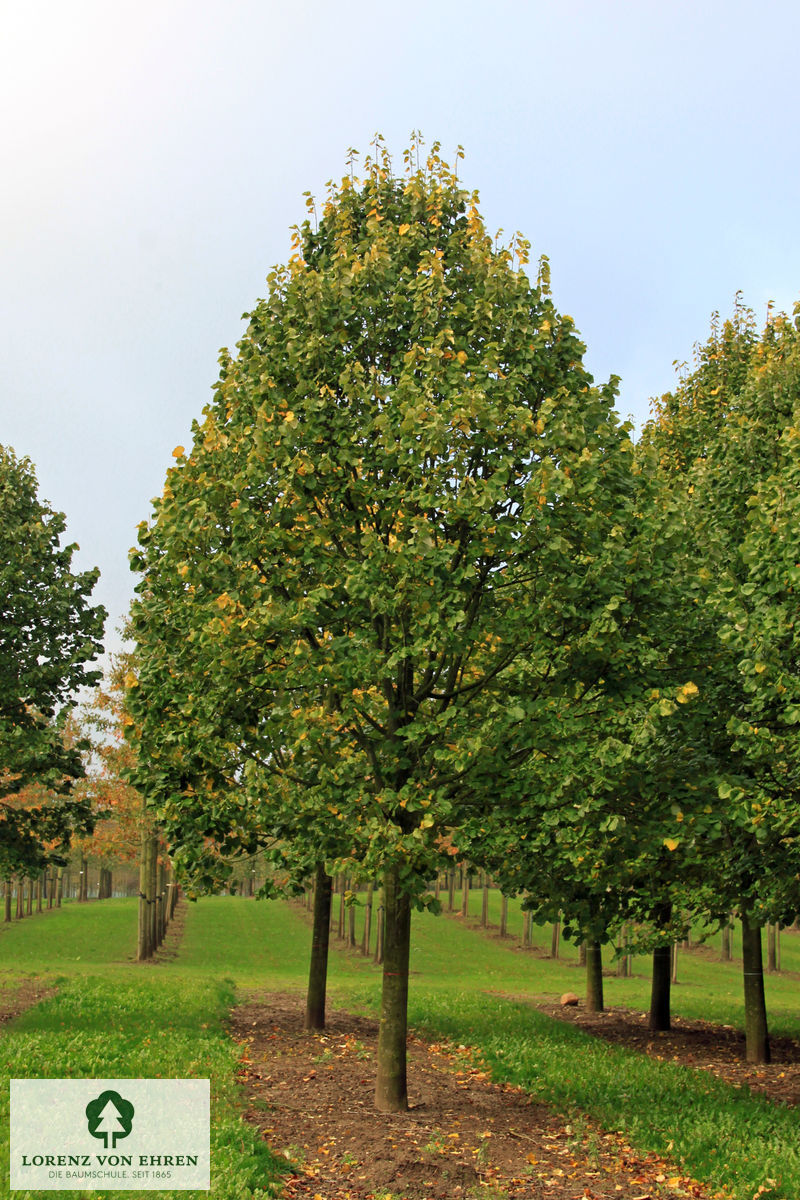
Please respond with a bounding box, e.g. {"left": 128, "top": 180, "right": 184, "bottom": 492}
{"left": 128, "top": 138, "right": 639, "bottom": 1109}
{"left": 0, "top": 445, "right": 106, "bottom": 876}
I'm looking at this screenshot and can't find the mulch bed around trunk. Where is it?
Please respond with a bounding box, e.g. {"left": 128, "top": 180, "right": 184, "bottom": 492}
{"left": 535, "top": 1000, "right": 800, "bottom": 1108}
{"left": 230, "top": 994, "right": 712, "bottom": 1200}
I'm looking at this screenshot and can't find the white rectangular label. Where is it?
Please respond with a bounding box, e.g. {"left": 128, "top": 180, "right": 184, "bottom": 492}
{"left": 10, "top": 1079, "right": 210, "bottom": 1191}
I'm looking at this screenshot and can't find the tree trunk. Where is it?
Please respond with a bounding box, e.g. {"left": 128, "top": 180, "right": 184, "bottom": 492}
{"left": 149, "top": 837, "right": 159, "bottom": 951}
{"left": 79, "top": 856, "right": 88, "bottom": 902}
{"left": 338, "top": 876, "right": 346, "bottom": 939}
{"left": 578, "top": 940, "right": 587, "bottom": 967}
{"left": 721, "top": 920, "right": 732, "bottom": 960}
{"left": 56, "top": 867, "right": 63, "bottom": 907}
{"left": 362, "top": 883, "right": 373, "bottom": 956}
{"left": 551, "top": 918, "right": 561, "bottom": 960}
{"left": 137, "top": 829, "right": 153, "bottom": 961}
{"left": 741, "top": 911, "right": 770, "bottom": 1064}
{"left": 649, "top": 944, "right": 672, "bottom": 1031}
{"left": 375, "top": 865, "right": 412, "bottom": 1113}
{"left": 374, "top": 899, "right": 384, "bottom": 965}
{"left": 671, "top": 941, "right": 678, "bottom": 983}
{"left": 481, "top": 873, "right": 489, "bottom": 927}
{"left": 305, "top": 864, "right": 332, "bottom": 1031}
{"left": 447, "top": 870, "right": 455, "bottom": 913}
{"left": 36, "top": 873, "right": 43, "bottom": 913}
{"left": 499, "top": 894, "right": 508, "bottom": 938}
{"left": 16, "top": 878, "right": 23, "bottom": 919}
{"left": 461, "top": 869, "right": 470, "bottom": 917}
{"left": 523, "top": 910, "right": 531, "bottom": 947}
{"left": 4, "top": 881, "right": 10, "bottom": 922}
{"left": 585, "top": 941, "right": 604, "bottom": 1012}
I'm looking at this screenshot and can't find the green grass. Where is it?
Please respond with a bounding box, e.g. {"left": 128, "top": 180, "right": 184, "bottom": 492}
{"left": 2, "top": 892, "right": 800, "bottom": 1199}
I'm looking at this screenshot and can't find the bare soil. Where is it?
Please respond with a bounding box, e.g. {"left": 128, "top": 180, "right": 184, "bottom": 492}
{"left": 0, "top": 978, "right": 57, "bottom": 1028}
{"left": 230, "top": 994, "right": 714, "bottom": 1200}
{"left": 535, "top": 1000, "right": 800, "bottom": 1109}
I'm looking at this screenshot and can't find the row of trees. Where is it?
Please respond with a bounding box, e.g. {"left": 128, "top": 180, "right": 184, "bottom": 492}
{"left": 0, "top": 445, "right": 106, "bottom": 894}
{"left": 124, "top": 136, "right": 800, "bottom": 1109}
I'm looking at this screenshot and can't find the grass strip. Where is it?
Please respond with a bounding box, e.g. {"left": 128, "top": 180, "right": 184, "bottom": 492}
{"left": 0, "top": 974, "right": 288, "bottom": 1200}
{"left": 409, "top": 992, "right": 798, "bottom": 1200}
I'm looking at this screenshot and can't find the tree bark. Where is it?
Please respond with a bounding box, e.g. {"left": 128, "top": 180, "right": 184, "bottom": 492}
{"left": 461, "top": 869, "right": 470, "bottom": 917}
{"left": 362, "top": 883, "right": 373, "bottom": 956}
{"left": 522, "top": 910, "right": 531, "bottom": 947}
{"left": 305, "top": 864, "right": 332, "bottom": 1031}
{"left": 649, "top": 944, "right": 672, "bottom": 1030}
{"left": 137, "top": 829, "right": 152, "bottom": 961}
{"left": 721, "top": 920, "right": 732, "bottom": 960}
{"left": 741, "top": 911, "right": 770, "bottom": 1064}
{"left": 585, "top": 941, "right": 604, "bottom": 1012}
{"left": 375, "top": 865, "right": 412, "bottom": 1112}
{"left": 551, "top": 918, "right": 561, "bottom": 960}
{"left": 4, "top": 881, "right": 10, "bottom": 922}
{"left": 499, "top": 894, "right": 508, "bottom": 938}
{"left": 447, "top": 870, "right": 455, "bottom": 913}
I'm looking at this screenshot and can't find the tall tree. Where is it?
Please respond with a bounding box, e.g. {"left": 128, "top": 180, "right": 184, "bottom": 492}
{"left": 0, "top": 445, "right": 105, "bottom": 879}
{"left": 641, "top": 300, "right": 800, "bottom": 1062}
{"left": 128, "top": 137, "right": 634, "bottom": 1111}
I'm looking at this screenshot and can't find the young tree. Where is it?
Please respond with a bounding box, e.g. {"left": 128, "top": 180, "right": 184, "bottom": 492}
{"left": 129, "top": 137, "right": 634, "bottom": 1111}
{"left": 640, "top": 301, "right": 800, "bottom": 1062}
{"left": 0, "top": 446, "right": 105, "bottom": 878}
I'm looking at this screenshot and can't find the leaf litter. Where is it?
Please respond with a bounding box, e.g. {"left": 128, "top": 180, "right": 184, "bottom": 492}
{"left": 230, "top": 994, "right": 713, "bottom": 1200}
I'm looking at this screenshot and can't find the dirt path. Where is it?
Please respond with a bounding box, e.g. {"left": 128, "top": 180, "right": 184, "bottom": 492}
{"left": 535, "top": 1000, "right": 800, "bottom": 1108}
{"left": 230, "top": 994, "right": 710, "bottom": 1200}
{"left": 0, "top": 979, "right": 57, "bottom": 1029}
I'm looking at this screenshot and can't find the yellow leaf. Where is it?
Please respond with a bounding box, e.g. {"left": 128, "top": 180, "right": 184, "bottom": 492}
{"left": 283, "top": 411, "right": 295, "bottom": 422}
{"left": 456, "top": 350, "right": 468, "bottom": 365}
{"left": 172, "top": 445, "right": 185, "bottom": 458}
{"left": 755, "top": 662, "right": 767, "bottom": 673}
{"left": 664, "top": 837, "right": 679, "bottom": 851}
{"left": 398, "top": 223, "right": 411, "bottom": 235}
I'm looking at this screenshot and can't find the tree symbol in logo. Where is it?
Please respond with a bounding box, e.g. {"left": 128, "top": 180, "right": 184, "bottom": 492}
{"left": 85, "top": 1090, "right": 135, "bottom": 1149}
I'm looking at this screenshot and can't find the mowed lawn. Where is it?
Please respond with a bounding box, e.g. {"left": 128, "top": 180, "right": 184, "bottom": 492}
{"left": 1, "top": 894, "right": 800, "bottom": 1199}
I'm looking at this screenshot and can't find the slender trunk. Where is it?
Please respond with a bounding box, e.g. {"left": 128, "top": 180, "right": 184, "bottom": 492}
{"left": 434, "top": 874, "right": 441, "bottom": 902}
{"left": 499, "top": 894, "right": 508, "bottom": 938}
{"left": 305, "top": 864, "right": 332, "bottom": 1031}
{"left": 338, "top": 876, "right": 346, "bottom": 940}
{"left": 36, "top": 873, "right": 43, "bottom": 913}
{"left": 374, "top": 899, "right": 384, "bottom": 965}
{"left": 375, "top": 865, "right": 412, "bottom": 1113}
{"left": 158, "top": 860, "right": 167, "bottom": 943}
{"left": 649, "top": 944, "right": 672, "bottom": 1031}
{"left": 671, "top": 941, "right": 678, "bottom": 984}
{"left": 348, "top": 892, "right": 357, "bottom": 948}
{"left": 741, "top": 911, "right": 770, "bottom": 1064}
{"left": 149, "top": 837, "right": 159, "bottom": 952}
{"left": 4, "top": 881, "right": 10, "bottom": 923}
{"left": 170, "top": 878, "right": 178, "bottom": 919}
{"left": 523, "top": 910, "right": 531, "bottom": 947}
{"left": 461, "top": 869, "right": 470, "bottom": 917}
{"left": 551, "top": 918, "right": 561, "bottom": 960}
{"left": 447, "top": 870, "right": 455, "bottom": 913}
{"left": 721, "top": 921, "right": 732, "bottom": 961}
{"left": 585, "top": 941, "right": 604, "bottom": 1012}
{"left": 16, "top": 878, "right": 23, "bottom": 919}
{"left": 137, "top": 828, "right": 152, "bottom": 961}
{"left": 481, "top": 873, "right": 489, "bottom": 927}
{"left": 56, "top": 867, "right": 63, "bottom": 907}
{"left": 362, "top": 883, "right": 373, "bottom": 956}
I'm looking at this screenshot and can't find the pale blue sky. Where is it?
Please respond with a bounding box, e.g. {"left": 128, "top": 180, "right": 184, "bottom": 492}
{"left": 2, "top": 0, "right": 798, "bottom": 651}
